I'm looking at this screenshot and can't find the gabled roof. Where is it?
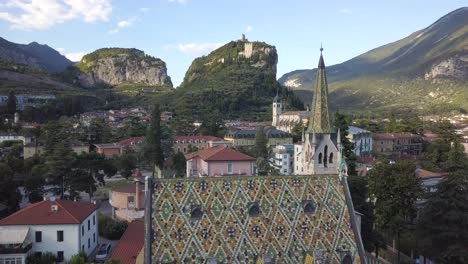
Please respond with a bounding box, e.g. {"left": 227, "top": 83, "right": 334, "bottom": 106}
{"left": 174, "top": 136, "right": 224, "bottom": 142}
{"left": 118, "top": 136, "right": 145, "bottom": 146}
{"left": 185, "top": 145, "right": 256, "bottom": 162}
{"left": 110, "top": 220, "right": 144, "bottom": 264}
{"left": 0, "top": 200, "right": 97, "bottom": 225}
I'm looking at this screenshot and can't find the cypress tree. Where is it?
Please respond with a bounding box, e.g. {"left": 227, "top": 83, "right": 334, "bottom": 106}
{"left": 144, "top": 104, "right": 164, "bottom": 175}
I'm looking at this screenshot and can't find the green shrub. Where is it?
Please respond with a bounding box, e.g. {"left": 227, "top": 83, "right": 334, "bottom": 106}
{"left": 26, "top": 252, "right": 56, "bottom": 264}
{"left": 98, "top": 213, "right": 128, "bottom": 240}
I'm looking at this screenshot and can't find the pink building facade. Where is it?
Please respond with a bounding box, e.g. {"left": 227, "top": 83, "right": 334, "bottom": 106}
{"left": 185, "top": 145, "right": 255, "bottom": 177}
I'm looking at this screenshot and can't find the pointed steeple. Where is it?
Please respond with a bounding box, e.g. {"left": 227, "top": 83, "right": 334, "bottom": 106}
{"left": 307, "top": 46, "right": 331, "bottom": 134}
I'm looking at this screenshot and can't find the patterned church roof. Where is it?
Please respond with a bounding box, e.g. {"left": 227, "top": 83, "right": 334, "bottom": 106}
{"left": 151, "top": 175, "right": 362, "bottom": 263}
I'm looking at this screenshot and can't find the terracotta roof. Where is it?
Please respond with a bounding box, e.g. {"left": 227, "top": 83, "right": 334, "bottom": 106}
{"left": 0, "top": 200, "right": 97, "bottom": 225}
{"left": 373, "top": 133, "right": 421, "bottom": 140}
{"left": 94, "top": 143, "right": 121, "bottom": 149}
{"left": 185, "top": 145, "right": 256, "bottom": 161}
{"left": 112, "top": 184, "right": 144, "bottom": 194}
{"left": 415, "top": 168, "right": 449, "bottom": 179}
{"left": 118, "top": 137, "right": 145, "bottom": 146}
{"left": 110, "top": 220, "right": 144, "bottom": 264}
{"left": 174, "top": 136, "right": 224, "bottom": 142}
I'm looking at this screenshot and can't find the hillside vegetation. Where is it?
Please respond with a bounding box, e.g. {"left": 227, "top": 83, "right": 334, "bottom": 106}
{"left": 279, "top": 7, "right": 468, "bottom": 115}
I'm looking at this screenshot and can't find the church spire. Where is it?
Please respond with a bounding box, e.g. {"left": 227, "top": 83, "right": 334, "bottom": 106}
{"left": 306, "top": 46, "right": 331, "bottom": 134}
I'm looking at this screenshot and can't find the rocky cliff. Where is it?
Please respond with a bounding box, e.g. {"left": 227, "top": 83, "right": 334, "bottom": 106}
{"left": 74, "top": 48, "right": 172, "bottom": 88}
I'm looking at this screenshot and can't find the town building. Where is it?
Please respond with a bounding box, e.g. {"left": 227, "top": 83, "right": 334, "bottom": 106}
{"left": 118, "top": 137, "right": 145, "bottom": 152}
{"left": 372, "top": 133, "right": 423, "bottom": 157}
{"left": 23, "top": 141, "right": 89, "bottom": 159}
{"left": 0, "top": 134, "right": 34, "bottom": 145}
{"left": 294, "top": 49, "right": 341, "bottom": 175}
{"left": 172, "top": 135, "right": 227, "bottom": 154}
{"left": 224, "top": 129, "right": 292, "bottom": 147}
{"left": 347, "top": 126, "right": 373, "bottom": 157}
{"left": 109, "top": 181, "right": 145, "bottom": 222}
{"left": 415, "top": 168, "right": 449, "bottom": 193}
{"left": 149, "top": 49, "right": 365, "bottom": 263}
{"left": 110, "top": 220, "right": 144, "bottom": 264}
{"left": 269, "top": 144, "right": 294, "bottom": 175}
{"left": 272, "top": 95, "right": 309, "bottom": 133}
{"left": 94, "top": 143, "right": 123, "bottom": 158}
{"left": 0, "top": 199, "right": 98, "bottom": 263}
{"left": 185, "top": 145, "right": 256, "bottom": 177}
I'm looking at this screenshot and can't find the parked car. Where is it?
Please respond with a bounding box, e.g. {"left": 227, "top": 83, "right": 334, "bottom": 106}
{"left": 95, "top": 243, "right": 112, "bottom": 262}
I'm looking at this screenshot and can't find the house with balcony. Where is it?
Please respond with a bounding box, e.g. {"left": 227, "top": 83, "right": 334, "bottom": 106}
{"left": 172, "top": 135, "right": 228, "bottom": 154}
{"left": 347, "top": 126, "right": 372, "bottom": 157}
{"left": 185, "top": 145, "right": 256, "bottom": 177}
{"left": 0, "top": 199, "right": 98, "bottom": 263}
{"left": 269, "top": 144, "right": 294, "bottom": 175}
{"left": 109, "top": 181, "right": 145, "bottom": 222}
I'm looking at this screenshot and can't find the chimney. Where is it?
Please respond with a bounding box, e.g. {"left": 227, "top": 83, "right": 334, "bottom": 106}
{"left": 135, "top": 181, "right": 140, "bottom": 209}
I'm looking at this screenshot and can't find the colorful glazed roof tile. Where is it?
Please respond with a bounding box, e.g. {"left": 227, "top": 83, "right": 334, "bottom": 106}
{"left": 0, "top": 200, "right": 97, "bottom": 225}
{"left": 151, "top": 175, "right": 362, "bottom": 263}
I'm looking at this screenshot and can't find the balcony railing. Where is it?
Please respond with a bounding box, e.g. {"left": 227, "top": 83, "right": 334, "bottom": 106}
{"left": 0, "top": 242, "right": 32, "bottom": 254}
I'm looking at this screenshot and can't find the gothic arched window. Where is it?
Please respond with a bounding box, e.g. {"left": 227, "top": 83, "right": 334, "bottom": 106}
{"left": 329, "top": 152, "right": 334, "bottom": 164}
{"left": 318, "top": 153, "right": 323, "bottom": 164}
{"left": 324, "top": 145, "right": 328, "bottom": 167}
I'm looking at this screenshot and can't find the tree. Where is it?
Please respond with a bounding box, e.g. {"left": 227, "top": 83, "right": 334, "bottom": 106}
{"left": 291, "top": 121, "right": 304, "bottom": 142}
{"left": 199, "top": 109, "right": 224, "bottom": 138}
{"left": 417, "top": 171, "right": 468, "bottom": 263}
{"left": 172, "top": 152, "right": 186, "bottom": 177}
{"left": 368, "top": 161, "right": 422, "bottom": 263}
{"left": 115, "top": 152, "right": 137, "bottom": 179}
{"left": 254, "top": 127, "right": 268, "bottom": 159}
{"left": 87, "top": 118, "right": 112, "bottom": 143}
{"left": 26, "top": 252, "right": 56, "bottom": 264}
{"left": 6, "top": 90, "right": 17, "bottom": 115}
{"left": 73, "top": 152, "right": 117, "bottom": 194}
{"left": 66, "top": 252, "right": 87, "bottom": 264}
{"left": 24, "top": 165, "right": 47, "bottom": 203}
{"left": 0, "top": 163, "right": 21, "bottom": 214}
{"left": 385, "top": 112, "right": 398, "bottom": 133}
{"left": 417, "top": 140, "right": 468, "bottom": 263}
{"left": 143, "top": 104, "right": 165, "bottom": 175}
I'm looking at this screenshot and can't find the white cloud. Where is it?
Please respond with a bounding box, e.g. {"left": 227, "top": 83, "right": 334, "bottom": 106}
{"left": 117, "top": 20, "right": 131, "bottom": 28}
{"left": 166, "top": 43, "right": 222, "bottom": 57}
{"left": 139, "top": 7, "right": 150, "bottom": 12}
{"left": 245, "top": 25, "right": 253, "bottom": 33}
{"left": 64, "top": 51, "right": 87, "bottom": 62}
{"left": 0, "top": 0, "right": 112, "bottom": 30}
{"left": 108, "top": 17, "right": 136, "bottom": 34}
{"left": 339, "top": 8, "right": 352, "bottom": 14}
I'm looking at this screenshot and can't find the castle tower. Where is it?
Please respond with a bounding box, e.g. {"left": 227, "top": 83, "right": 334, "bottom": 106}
{"left": 295, "top": 47, "right": 338, "bottom": 175}
{"left": 272, "top": 92, "right": 282, "bottom": 128}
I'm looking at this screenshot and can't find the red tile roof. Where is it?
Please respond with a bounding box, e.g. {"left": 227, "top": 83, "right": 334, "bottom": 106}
{"left": 174, "top": 136, "right": 224, "bottom": 142}
{"left": 110, "top": 220, "right": 144, "bottom": 264}
{"left": 185, "top": 145, "right": 256, "bottom": 161}
{"left": 0, "top": 200, "right": 97, "bottom": 225}
{"left": 118, "top": 137, "right": 145, "bottom": 146}
{"left": 415, "top": 168, "right": 449, "bottom": 179}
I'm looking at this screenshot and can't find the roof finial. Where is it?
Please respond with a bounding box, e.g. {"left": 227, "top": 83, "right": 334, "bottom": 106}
{"left": 320, "top": 42, "right": 323, "bottom": 53}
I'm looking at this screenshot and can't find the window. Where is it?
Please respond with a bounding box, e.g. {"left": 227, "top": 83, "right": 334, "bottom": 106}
{"left": 57, "top": 230, "right": 64, "bottom": 242}
{"left": 248, "top": 202, "right": 260, "bottom": 217}
{"left": 93, "top": 215, "right": 96, "bottom": 225}
{"left": 227, "top": 163, "right": 233, "bottom": 173}
{"left": 329, "top": 153, "right": 334, "bottom": 164}
{"left": 283, "top": 154, "right": 287, "bottom": 159}
{"left": 57, "top": 251, "right": 64, "bottom": 262}
{"left": 35, "top": 231, "right": 42, "bottom": 242}
{"left": 283, "top": 169, "right": 287, "bottom": 173}
{"left": 82, "top": 226, "right": 84, "bottom": 236}
{"left": 88, "top": 238, "right": 90, "bottom": 248}
{"left": 88, "top": 220, "right": 90, "bottom": 230}
{"left": 93, "top": 233, "right": 96, "bottom": 243}
{"left": 82, "top": 245, "right": 84, "bottom": 252}
{"left": 318, "top": 153, "right": 323, "bottom": 164}
{"left": 190, "top": 205, "right": 203, "bottom": 220}
{"left": 2, "top": 257, "right": 22, "bottom": 264}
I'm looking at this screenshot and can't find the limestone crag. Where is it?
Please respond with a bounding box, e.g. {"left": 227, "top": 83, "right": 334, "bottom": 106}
{"left": 425, "top": 54, "right": 468, "bottom": 81}
{"left": 76, "top": 48, "right": 172, "bottom": 88}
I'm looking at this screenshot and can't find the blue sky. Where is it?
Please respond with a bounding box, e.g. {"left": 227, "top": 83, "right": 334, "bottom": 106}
{"left": 0, "top": 0, "right": 466, "bottom": 86}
